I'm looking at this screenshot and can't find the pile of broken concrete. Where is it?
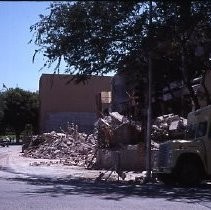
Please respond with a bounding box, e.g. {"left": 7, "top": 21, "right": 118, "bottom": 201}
{"left": 95, "top": 112, "right": 187, "bottom": 146}
{"left": 23, "top": 124, "right": 97, "bottom": 168}
{"left": 22, "top": 113, "right": 187, "bottom": 171}
{"left": 152, "top": 114, "right": 187, "bottom": 142}
{"left": 94, "top": 112, "right": 142, "bottom": 148}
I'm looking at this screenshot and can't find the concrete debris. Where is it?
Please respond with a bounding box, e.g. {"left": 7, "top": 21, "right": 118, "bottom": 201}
{"left": 109, "top": 112, "right": 129, "bottom": 124}
{"left": 94, "top": 167, "right": 127, "bottom": 182}
{"left": 95, "top": 112, "right": 142, "bottom": 148}
{"left": 23, "top": 123, "right": 97, "bottom": 168}
{"left": 21, "top": 112, "right": 187, "bottom": 184}
{"left": 152, "top": 114, "right": 187, "bottom": 142}
{"left": 95, "top": 112, "right": 186, "bottom": 146}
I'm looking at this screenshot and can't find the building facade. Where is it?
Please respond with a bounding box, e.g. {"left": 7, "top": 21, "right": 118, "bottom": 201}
{"left": 39, "top": 74, "right": 112, "bottom": 133}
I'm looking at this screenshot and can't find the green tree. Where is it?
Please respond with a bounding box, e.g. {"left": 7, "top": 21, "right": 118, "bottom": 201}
{"left": 0, "top": 88, "right": 39, "bottom": 143}
{"left": 30, "top": 1, "right": 211, "bottom": 108}
{"left": 0, "top": 93, "right": 5, "bottom": 121}
{"left": 30, "top": 1, "right": 143, "bottom": 78}
{"left": 152, "top": 1, "right": 211, "bottom": 109}
{"left": 0, "top": 93, "right": 6, "bottom": 134}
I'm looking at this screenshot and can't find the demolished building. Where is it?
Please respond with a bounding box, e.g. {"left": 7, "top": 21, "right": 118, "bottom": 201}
{"left": 33, "top": 70, "right": 210, "bottom": 173}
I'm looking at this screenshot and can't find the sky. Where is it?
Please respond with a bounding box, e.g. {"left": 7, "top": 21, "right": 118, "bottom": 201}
{"left": 0, "top": 1, "right": 53, "bottom": 92}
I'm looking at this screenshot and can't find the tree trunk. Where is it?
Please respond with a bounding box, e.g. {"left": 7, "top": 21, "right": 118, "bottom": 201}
{"left": 15, "top": 132, "right": 20, "bottom": 144}
{"left": 178, "top": 1, "right": 200, "bottom": 110}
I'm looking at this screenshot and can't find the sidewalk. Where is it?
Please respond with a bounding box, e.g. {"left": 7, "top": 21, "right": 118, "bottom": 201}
{"left": 0, "top": 146, "right": 144, "bottom": 183}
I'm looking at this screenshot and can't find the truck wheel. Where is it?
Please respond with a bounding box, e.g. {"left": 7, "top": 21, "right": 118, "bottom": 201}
{"left": 157, "top": 174, "right": 176, "bottom": 186}
{"left": 177, "top": 160, "right": 202, "bottom": 186}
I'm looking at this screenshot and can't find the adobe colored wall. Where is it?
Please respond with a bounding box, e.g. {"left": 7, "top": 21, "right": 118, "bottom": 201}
{"left": 96, "top": 144, "right": 145, "bottom": 171}
{"left": 39, "top": 74, "right": 112, "bottom": 133}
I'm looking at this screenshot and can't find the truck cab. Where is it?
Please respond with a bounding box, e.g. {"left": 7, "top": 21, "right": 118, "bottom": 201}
{"left": 153, "top": 105, "right": 211, "bottom": 185}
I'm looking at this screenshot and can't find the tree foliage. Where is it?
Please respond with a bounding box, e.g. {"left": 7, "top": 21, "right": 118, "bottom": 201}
{"left": 31, "top": 1, "right": 211, "bottom": 108}
{"left": 0, "top": 88, "right": 39, "bottom": 142}
{"left": 31, "top": 1, "right": 146, "bottom": 77}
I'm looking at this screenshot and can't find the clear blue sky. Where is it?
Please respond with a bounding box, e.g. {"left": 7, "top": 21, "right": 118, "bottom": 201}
{"left": 0, "top": 1, "right": 52, "bottom": 92}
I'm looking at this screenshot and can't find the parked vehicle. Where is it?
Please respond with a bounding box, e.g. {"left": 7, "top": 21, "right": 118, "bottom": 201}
{"left": 0, "top": 137, "right": 10, "bottom": 147}
{"left": 153, "top": 105, "right": 211, "bottom": 186}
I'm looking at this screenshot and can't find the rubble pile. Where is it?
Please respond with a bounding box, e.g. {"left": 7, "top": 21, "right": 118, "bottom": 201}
{"left": 95, "top": 112, "right": 142, "bottom": 148}
{"left": 152, "top": 114, "right": 187, "bottom": 142}
{"left": 22, "top": 113, "right": 187, "bottom": 171}
{"left": 23, "top": 123, "right": 97, "bottom": 167}
{"left": 95, "top": 112, "right": 187, "bottom": 145}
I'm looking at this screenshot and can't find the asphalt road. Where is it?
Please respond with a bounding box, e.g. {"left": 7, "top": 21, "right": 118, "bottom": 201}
{"left": 0, "top": 146, "right": 211, "bottom": 210}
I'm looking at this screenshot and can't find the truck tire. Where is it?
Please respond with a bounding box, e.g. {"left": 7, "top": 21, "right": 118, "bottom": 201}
{"left": 177, "top": 160, "right": 202, "bottom": 186}
{"left": 157, "top": 173, "right": 176, "bottom": 186}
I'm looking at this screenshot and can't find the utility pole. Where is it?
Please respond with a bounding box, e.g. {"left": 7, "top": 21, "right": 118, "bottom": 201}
{"left": 145, "top": 0, "right": 152, "bottom": 181}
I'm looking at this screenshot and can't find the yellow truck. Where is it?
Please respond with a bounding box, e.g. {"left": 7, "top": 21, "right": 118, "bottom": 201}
{"left": 153, "top": 105, "right": 211, "bottom": 185}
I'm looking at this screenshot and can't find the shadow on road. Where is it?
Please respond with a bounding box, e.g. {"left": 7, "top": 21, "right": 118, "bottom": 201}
{"left": 5, "top": 174, "right": 211, "bottom": 204}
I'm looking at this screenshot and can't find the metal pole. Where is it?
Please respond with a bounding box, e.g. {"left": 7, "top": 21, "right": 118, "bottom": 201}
{"left": 146, "top": 0, "right": 152, "bottom": 181}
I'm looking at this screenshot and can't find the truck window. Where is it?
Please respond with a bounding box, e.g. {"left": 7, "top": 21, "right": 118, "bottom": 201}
{"left": 196, "top": 121, "right": 207, "bottom": 138}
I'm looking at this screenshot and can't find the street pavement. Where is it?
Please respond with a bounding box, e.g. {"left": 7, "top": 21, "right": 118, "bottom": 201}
{"left": 0, "top": 146, "right": 211, "bottom": 210}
